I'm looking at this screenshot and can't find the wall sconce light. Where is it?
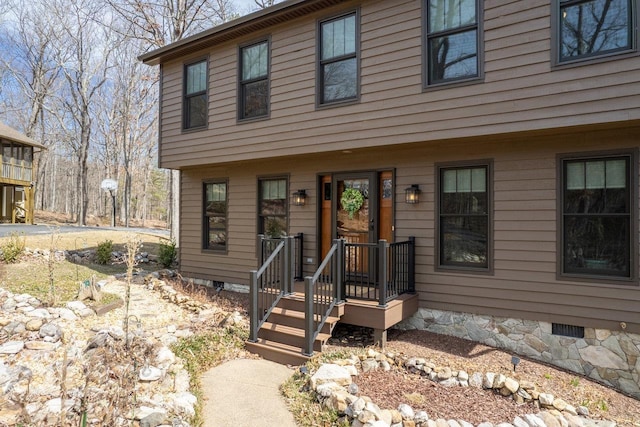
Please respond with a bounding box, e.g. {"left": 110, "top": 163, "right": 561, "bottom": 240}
{"left": 292, "top": 189, "right": 307, "bottom": 206}
{"left": 405, "top": 185, "right": 420, "bottom": 204}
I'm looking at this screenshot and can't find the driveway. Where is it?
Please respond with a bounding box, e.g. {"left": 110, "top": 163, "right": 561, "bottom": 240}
{"left": 0, "top": 224, "right": 169, "bottom": 238}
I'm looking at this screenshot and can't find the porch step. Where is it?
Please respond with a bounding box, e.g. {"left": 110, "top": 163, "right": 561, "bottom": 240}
{"left": 247, "top": 293, "right": 344, "bottom": 365}
{"left": 245, "top": 339, "right": 311, "bottom": 366}
{"left": 259, "top": 322, "right": 330, "bottom": 352}
{"left": 270, "top": 307, "right": 340, "bottom": 334}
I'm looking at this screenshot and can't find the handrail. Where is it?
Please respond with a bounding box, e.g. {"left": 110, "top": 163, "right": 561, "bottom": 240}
{"left": 258, "top": 232, "right": 304, "bottom": 283}
{"left": 249, "top": 237, "right": 291, "bottom": 342}
{"left": 303, "top": 239, "right": 343, "bottom": 356}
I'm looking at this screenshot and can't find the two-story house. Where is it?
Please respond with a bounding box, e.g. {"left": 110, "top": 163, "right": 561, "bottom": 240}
{"left": 0, "top": 122, "right": 44, "bottom": 224}
{"left": 141, "top": 0, "right": 640, "bottom": 397}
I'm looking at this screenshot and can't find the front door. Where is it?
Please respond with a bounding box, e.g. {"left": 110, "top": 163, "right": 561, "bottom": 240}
{"left": 320, "top": 171, "right": 393, "bottom": 299}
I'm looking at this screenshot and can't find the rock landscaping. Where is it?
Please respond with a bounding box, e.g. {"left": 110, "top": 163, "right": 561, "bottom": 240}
{"left": 0, "top": 270, "right": 244, "bottom": 426}
{"left": 310, "top": 348, "right": 619, "bottom": 427}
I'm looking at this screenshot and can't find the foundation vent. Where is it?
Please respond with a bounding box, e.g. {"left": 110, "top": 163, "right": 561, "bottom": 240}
{"left": 552, "top": 323, "right": 584, "bottom": 338}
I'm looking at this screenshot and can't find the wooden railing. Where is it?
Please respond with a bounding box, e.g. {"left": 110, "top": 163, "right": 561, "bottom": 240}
{"left": 1, "top": 159, "right": 32, "bottom": 182}
{"left": 248, "top": 236, "right": 294, "bottom": 342}
{"left": 304, "top": 239, "right": 344, "bottom": 356}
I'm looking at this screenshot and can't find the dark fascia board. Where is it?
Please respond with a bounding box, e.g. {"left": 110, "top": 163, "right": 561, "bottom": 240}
{"left": 139, "top": 0, "right": 345, "bottom": 66}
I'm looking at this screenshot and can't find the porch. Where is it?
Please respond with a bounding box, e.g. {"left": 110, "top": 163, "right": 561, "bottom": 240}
{"left": 246, "top": 235, "right": 418, "bottom": 365}
{"left": 0, "top": 156, "right": 35, "bottom": 224}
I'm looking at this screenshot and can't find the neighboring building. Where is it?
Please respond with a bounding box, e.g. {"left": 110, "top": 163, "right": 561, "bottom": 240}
{"left": 141, "top": 0, "right": 640, "bottom": 396}
{"left": 0, "top": 122, "right": 44, "bottom": 224}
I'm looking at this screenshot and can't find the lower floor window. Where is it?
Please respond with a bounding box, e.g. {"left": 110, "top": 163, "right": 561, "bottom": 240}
{"left": 204, "top": 181, "right": 227, "bottom": 250}
{"left": 562, "top": 155, "right": 632, "bottom": 278}
{"left": 438, "top": 164, "right": 490, "bottom": 269}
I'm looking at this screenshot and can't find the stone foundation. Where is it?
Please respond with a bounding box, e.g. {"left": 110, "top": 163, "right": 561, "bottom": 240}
{"left": 398, "top": 308, "right": 640, "bottom": 399}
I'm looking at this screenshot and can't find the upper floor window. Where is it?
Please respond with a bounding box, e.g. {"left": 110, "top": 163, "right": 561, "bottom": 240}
{"left": 425, "top": 0, "right": 481, "bottom": 85}
{"left": 438, "top": 163, "right": 490, "bottom": 270}
{"left": 318, "top": 11, "right": 359, "bottom": 105}
{"left": 556, "top": 0, "right": 634, "bottom": 63}
{"left": 258, "top": 177, "right": 288, "bottom": 237}
{"left": 239, "top": 40, "right": 269, "bottom": 120}
{"left": 184, "top": 59, "right": 208, "bottom": 130}
{"left": 204, "top": 181, "right": 227, "bottom": 251}
{"left": 561, "top": 153, "right": 634, "bottom": 279}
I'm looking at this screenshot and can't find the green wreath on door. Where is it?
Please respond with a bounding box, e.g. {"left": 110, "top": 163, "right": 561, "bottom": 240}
{"left": 340, "top": 188, "right": 364, "bottom": 219}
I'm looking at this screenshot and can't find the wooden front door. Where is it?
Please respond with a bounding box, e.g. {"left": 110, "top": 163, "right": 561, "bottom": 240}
{"left": 320, "top": 171, "right": 394, "bottom": 298}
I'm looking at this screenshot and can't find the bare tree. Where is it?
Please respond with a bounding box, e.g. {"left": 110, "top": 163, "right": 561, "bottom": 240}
{"left": 107, "top": 0, "right": 235, "bottom": 239}
{"left": 254, "top": 0, "right": 279, "bottom": 9}
{"left": 49, "top": 0, "right": 116, "bottom": 225}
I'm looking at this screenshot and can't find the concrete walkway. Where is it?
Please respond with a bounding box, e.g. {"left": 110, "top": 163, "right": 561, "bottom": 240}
{"left": 200, "top": 359, "right": 298, "bottom": 427}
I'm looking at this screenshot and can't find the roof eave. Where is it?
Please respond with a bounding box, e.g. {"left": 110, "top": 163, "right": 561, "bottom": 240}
{"left": 139, "top": 0, "right": 344, "bottom": 66}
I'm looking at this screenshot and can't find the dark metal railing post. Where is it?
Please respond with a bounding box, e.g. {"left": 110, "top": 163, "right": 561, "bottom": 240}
{"left": 257, "top": 234, "right": 265, "bottom": 266}
{"left": 408, "top": 236, "right": 416, "bottom": 293}
{"left": 296, "top": 232, "right": 304, "bottom": 281}
{"left": 249, "top": 270, "right": 259, "bottom": 342}
{"left": 336, "top": 239, "right": 344, "bottom": 303}
{"left": 285, "top": 236, "right": 294, "bottom": 295}
{"left": 303, "top": 276, "right": 314, "bottom": 356}
{"left": 281, "top": 237, "right": 289, "bottom": 295}
{"left": 378, "top": 239, "right": 388, "bottom": 307}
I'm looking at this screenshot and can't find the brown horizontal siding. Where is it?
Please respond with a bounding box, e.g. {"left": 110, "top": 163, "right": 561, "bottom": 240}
{"left": 177, "top": 128, "right": 640, "bottom": 333}
{"left": 155, "top": 0, "right": 640, "bottom": 169}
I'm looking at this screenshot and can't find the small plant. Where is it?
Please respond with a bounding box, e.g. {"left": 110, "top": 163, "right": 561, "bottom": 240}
{"left": 158, "top": 238, "right": 177, "bottom": 268}
{"left": 569, "top": 377, "right": 580, "bottom": 387}
{"left": 45, "top": 226, "right": 61, "bottom": 306}
{"left": 122, "top": 234, "right": 142, "bottom": 343}
{"left": 543, "top": 373, "right": 552, "bottom": 380}
{"left": 0, "top": 232, "right": 26, "bottom": 263}
{"left": 95, "top": 240, "right": 113, "bottom": 265}
{"left": 597, "top": 399, "right": 609, "bottom": 411}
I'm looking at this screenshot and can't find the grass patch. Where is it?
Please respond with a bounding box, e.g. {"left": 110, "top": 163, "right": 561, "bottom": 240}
{"left": 171, "top": 326, "right": 248, "bottom": 427}
{"left": 0, "top": 230, "right": 166, "bottom": 304}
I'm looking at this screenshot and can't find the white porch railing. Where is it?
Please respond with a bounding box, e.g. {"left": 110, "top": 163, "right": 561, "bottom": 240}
{"left": 1, "top": 159, "right": 32, "bottom": 182}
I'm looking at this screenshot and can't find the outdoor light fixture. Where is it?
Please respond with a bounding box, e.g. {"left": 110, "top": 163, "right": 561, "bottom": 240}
{"left": 404, "top": 184, "right": 420, "bottom": 204}
{"left": 292, "top": 189, "right": 307, "bottom": 206}
{"left": 511, "top": 355, "right": 520, "bottom": 372}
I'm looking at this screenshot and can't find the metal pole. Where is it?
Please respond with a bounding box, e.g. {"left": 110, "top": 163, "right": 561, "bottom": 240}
{"left": 303, "top": 276, "right": 314, "bottom": 357}
{"left": 249, "top": 270, "right": 258, "bottom": 342}
{"left": 110, "top": 190, "right": 116, "bottom": 227}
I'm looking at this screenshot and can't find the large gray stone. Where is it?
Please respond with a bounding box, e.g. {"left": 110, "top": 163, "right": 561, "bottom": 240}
{"left": 0, "top": 341, "right": 24, "bottom": 354}
{"left": 310, "top": 364, "right": 352, "bottom": 389}
{"left": 140, "top": 412, "right": 166, "bottom": 427}
{"left": 579, "top": 346, "right": 628, "bottom": 370}
{"left": 39, "top": 323, "right": 62, "bottom": 342}
{"left": 397, "top": 403, "right": 414, "bottom": 420}
{"left": 139, "top": 366, "right": 162, "bottom": 382}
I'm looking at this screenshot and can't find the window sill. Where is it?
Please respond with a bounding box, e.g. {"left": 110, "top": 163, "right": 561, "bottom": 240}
{"left": 202, "top": 248, "right": 228, "bottom": 255}
{"left": 558, "top": 272, "right": 637, "bottom": 286}
{"left": 424, "top": 75, "right": 484, "bottom": 92}
{"left": 237, "top": 114, "right": 270, "bottom": 124}
{"left": 316, "top": 97, "right": 359, "bottom": 110}
{"left": 435, "top": 265, "right": 493, "bottom": 275}
{"left": 182, "top": 125, "right": 208, "bottom": 134}
{"left": 552, "top": 49, "right": 638, "bottom": 70}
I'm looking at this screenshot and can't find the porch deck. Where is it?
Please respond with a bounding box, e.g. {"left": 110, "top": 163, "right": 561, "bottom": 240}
{"left": 247, "top": 236, "right": 417, "bottom": 365}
